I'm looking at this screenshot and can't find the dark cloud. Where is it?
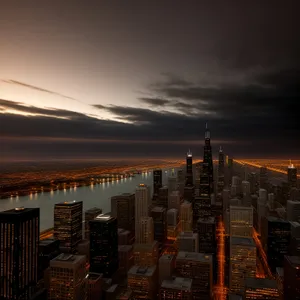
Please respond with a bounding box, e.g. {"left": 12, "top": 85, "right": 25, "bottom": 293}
{"left": 138, "top": 97, "right": 170, "bottom": 107}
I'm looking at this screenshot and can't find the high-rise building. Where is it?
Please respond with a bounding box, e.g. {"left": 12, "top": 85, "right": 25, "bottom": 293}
{"left": 159, "top": 254, "right": 176, "bottom": 284}
{"left": 175, "top": 252, "right": 213, "bottom": 300}
{"left": 153, "top": 169, "right": 163, "bottom": 197}
{"left": 168, "top": 190, "right": 181, "bottom": 211}
{"left": 287, "top": 200, "right": 300, "bottom": 222}
{"left": 49, "top": 254, "right": 87, "bottom": 300}
{"left": 249, "top": 172, "right": 258, "bottom": 194}
{"left": 261, "top": 216, "right": 291, "bottom": 273}
{"left": 259, "top": 167, "right": 268, "bottom": 190}
{"left": 84, "top": 207, "right": 102, "bottom": 238}
{"left": 177, "top": 232, "right": 199, "bottom": 252}
{"left": 137, "top": 217, "right": 154, "bottom": 244}
{"left": 54, "top": 201, "right": 83, "bottom": 253}
{"left": 203, "top": 123, "right": 214, "bottom": 193}
{"left": 244, "top": 278, "right": 280, "bottom": 299}
{"left": 0, "top": 207, "right": 39, "bottom": 300}
{"left": 89, "top": 215, "right": 118, "bottom": 277}
{"left": 111, "top": 193, "right": 135, "bottom": 231}
{"left": 288, "top": 161, "right": 298, "bottom": 190}
{"left": 158, "top": 186, "right": 169, "bottom": 208}
{"left": 168, "top": 174, "right": 178, "bottom": 195}
{"left": 151, "top": 206, "right": 167, "bottom": 248}
{"left": 133, "top": 241, "right": 159, "bottom": 267}
{"left": 217, "top": 146, "right": 225, "bottom": 195}
{"left": 230, "top": 237, "right": 256, "bottom": 294}
{"left": 229, "top": 206, "right": 253, "bottom": 237}
{"left": 118, "top": 245, "right": 134, "bottom": 277}
{"left": 87, "top": 273, "right": 103, "bottom": 300}
{"left": 179, "top": 201, "right": 193, "bottom": 232}
{"left": 128, "top": 265, "right": 158, "bottom": 300}
{"left": 135, "top": 184, "right": 151, "bottom": 238}
{"left": 186, "top": 150, "right": 194, "bottom": 186}
{"left": 167, "top": 208, "right": 178, "bottom": 240}
{"left": 159, "top": 277, "right": 193, "bottom": 300}
{"left": 197, "top": 216, "right": 216, "bottom": 253}
{"left": 284, "top": 256, "right": 300, "bottom": 299}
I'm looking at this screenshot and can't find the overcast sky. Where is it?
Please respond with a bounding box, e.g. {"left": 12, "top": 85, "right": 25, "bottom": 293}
{"left": 0, "top": 1, "right": 299, "bottom": 160}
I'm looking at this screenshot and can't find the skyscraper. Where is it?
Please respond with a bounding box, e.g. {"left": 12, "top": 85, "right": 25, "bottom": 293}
{"left": 111, "top": 193, "right": 135, "bottom": 231}
{"left": 84, "top": 207, "right": 102, "bottom": 238}
{"left": 203, "top": 123, "right": 214, "bottom": 193}
{"left": 153, "top": 169, "right": 163, "bottom": 197}
{"left": 185, "top": 150, "right": 193, "bottom": 186}
{"left": 217, "top": 146, "right": 225, "bottom": 195}
{"left": 89, "top": 215, "right": 118, "bottom": 277}
{"left": 135, "top": 184, "right": 151, "bottom": 238}
{"left": 54, "top": 201, "right": 83, "bottom": 253}
{"left": 49, "top": 254, "right": 87, "bottom": 300}
{"left": 0, "top": 207, "right": 40, "bottom": 300}
{"left": 288, "top": 160, "right": 297, "bottom": 189}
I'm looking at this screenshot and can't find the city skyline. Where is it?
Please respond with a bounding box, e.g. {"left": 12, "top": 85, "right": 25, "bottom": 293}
{"left": 0, "top": 1, "right": 299, "bottom": 160}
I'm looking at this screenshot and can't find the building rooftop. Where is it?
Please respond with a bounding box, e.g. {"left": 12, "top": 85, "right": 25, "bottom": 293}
{"left": 161, "top": 277, "right": 192, "bottom": 290}
{"left": 245, "top": 278, "right": 277, "bottom": 289}
{"left": 267, "top": 216, "right": 289, "bottom": 223}
{"left": 118, "top": 245, "right": 133, "bottom": 252}
{"left": 56, "top": 200, "right": 82, "bottom": 206}
{"left": 151, "top": 206, "right": 166, "bottom": 213}
{"left": 176, "top": 251, "right": 212, "bottom": 263}
{"left": 39, "top": 239, "right": 57, "bottom": 246}
{"left": 0, "top": 207, "right": 39, "bottom": 215}
{"left": 93, "top": 214, "right": 115, "bottom": 222}
{"left": 286, "top": 255, "right": 300, "bottom": 266}
{"left": 118, "top": 228, "right": 130, "bottom": 235}
{"left": 88, "top": 272, "right": 103, "bottom": 281}
{"left": 159, "top": 254, "right": 175, "bottom": 262}
{"left": 167, "top": 208, "right": 178, "bottom": 214}
{"left": 128, "top": 265, "right": 156, "bottom": 277}
{"left": 197, "top": 216, "right": 215, "bottom": 224}
{"left": 230, "top": 205, "right": 253, "bottom": 211}
{"left": 231, "top": 237, "right": 255, "bottom": 247}
{"left": 85, "top": 207, "right": 102, "bottom": 214}
{"left": 51, "top": 253, "right": 85, "bottom": 265}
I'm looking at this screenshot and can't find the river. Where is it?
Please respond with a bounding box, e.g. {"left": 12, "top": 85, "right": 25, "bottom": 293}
{"left": 0, "top": 169, "right": 175, "bottom": 230}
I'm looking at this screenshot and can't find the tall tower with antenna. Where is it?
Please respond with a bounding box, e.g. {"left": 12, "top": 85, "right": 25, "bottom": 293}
{"left": 185, "top": 149, "right": 193, "bottom": 186}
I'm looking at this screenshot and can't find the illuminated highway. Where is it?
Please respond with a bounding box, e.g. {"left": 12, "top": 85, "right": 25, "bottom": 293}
{"left": 252, "top": 228, "right": 273, "bottom": 279}
{"left": 234, "top": 159, "right": 300, "bottom": 178}
{"left": 214, "top": 217, "right": 227, "bottom": 300}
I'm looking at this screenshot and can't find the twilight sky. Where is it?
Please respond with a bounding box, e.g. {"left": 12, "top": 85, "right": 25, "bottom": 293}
{"left": 0, "top": 1, "right": 299, "bottom": 161}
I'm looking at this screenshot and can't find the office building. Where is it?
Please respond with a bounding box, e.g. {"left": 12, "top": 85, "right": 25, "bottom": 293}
{"left": 133, "top": 241, "right": 159, "bottom": 267}
{"left": 168, "top": 173, "right": 178, "bottom": 195}
{"left": 135, "top": 184, "right": 151, "bottom": 238}
{"left": 179, "top": 201, "right": 193, "bottom": 232}
{"left": 287, "top": 200, "right": 300, "bottom": 222}
{"left": 230, "top": 237, "right": 256, "bottom": 294}
{"left": 229, "top": 205, "right": 253, "bottom": 237}
{"left": 87, "top": 273, "right": 103, "bottom": 300}
{"left": 89, "top": 215, "right": 118, "bottom": 277}
{"left": 168, "top": 190, "right": 181, "bottom": 211}
{"left": 177, "top": 232, "right": 199, "bottom": 252}
{"left": 118, "top": 245, "right": 134, "bottom": 277}
{"left": 242, "top": 180, "right": 251, "bottom": 195}
{"left": 275, "top": 268, "right": 284, "bottom": 300}
{"left": 151, "top": 206, "right": 167, "bottom": 247}
{"left": 111, "top": 193, "right": 135, "bottom": 231}
{"left": 159, "top": 254, "right": 175, "bottom": 284}
{"left": 84, "top": 207, "right": 102, "bottom": 238}
{"left": 49, "top": 254, "right": 87, "bottom": 300}
{"left": 284, "top": 255, "right": 300, "bottom": 299}
{"left": 137, "top": 216, "right": 154, "bottom": 244}
{"left": 167, "top": 208, "right": 178, "bottom": 240}
{"left": 183, "top": 185, "right": 195, "bottom": 203}
{"left": 203, "top": 123, "right": 214, "bottom": 193}
{"left": 249, "top": 172, "right": 258, "bottom": 194}
{"left": 186, "top": 149, "right": 193, "bottom": 186}
{"left": 0, "top": 207, "right": 39, "bottom": 300}
{"left": 244, "top": 278, "right": 279, "bottom": 299}
{"left": 159, "top": 277, "right": 193, "bottom": 300}
{"left": 197, "top": 216, "right": 216, "bottom": 253}
{"left": 288, "top": 161, "right": 298, "bottom": 189}
{"left": 259, "top": 167, "right": 268, "bottom": 190}
{"left": 128, "top": 265, "right": 158, "bottom": 299}
{"left": 118, "top": 228, "right": 133, "bottom": 245}
{"left": 261, "top": 216, "right": 291, "bottom": 273}
{"left": 217, "top": 146, "right": 225, "bottom": 194}
{"left": 154, "top": 169, "right": 163, "bottom": 196}
{"left": 54, "top": 201, "right": 83, "bottom": 253}
{"left": 175, "top": 251, "right": 213, "bottom": 300}
{"left": 158, "top": 186, "right": 169, "bottom": 208}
